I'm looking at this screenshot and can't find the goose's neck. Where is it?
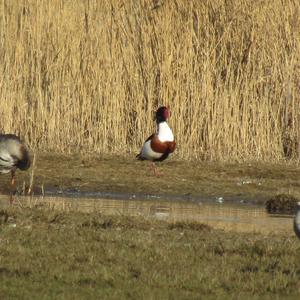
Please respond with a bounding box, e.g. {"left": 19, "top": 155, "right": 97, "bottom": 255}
{"left": 157, "top": 121, "right": 174, "bottom": 142}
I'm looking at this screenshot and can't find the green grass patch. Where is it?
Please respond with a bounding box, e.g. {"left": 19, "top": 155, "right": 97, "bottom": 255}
{"left": 0, "top": 207, "right": 299, "bottom": 299}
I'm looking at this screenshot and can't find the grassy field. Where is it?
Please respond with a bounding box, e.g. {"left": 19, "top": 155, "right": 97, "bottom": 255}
{"left": 0, "top": 0, "right": 300, "bottom": 161}
{"left": 1, "top": 2, "right": 300, "bottom": 298}
{"left": 0, "top": 153, "right": 299, "bottom": 204}
{"left": 0, "top": 206, "right": 299, "bottom": 299}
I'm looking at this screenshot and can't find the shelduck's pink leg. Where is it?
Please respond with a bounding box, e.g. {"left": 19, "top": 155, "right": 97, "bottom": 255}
{"left": 150, "top": 162, "right": 161, "bottom": 177}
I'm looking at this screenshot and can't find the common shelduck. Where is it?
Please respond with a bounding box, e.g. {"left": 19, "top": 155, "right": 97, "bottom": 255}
{"left": 0, "top": 134, "right": 31, "bottom": 193}
{"left": 137, "top": 106, "right": 176, "bottom": 175}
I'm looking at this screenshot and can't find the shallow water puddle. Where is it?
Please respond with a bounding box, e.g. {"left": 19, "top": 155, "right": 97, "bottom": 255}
{"left": 0, "top": 195, "right": 294, "bottom": 234}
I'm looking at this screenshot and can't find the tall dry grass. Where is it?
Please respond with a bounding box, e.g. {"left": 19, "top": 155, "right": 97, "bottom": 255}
{"left": 0, "top": 0, "right": 299, "bottom": 161}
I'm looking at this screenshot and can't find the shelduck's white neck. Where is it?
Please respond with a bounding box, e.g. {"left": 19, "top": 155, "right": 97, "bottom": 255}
{"left": 157, "top": 122, "right": 174, "bottom": 142}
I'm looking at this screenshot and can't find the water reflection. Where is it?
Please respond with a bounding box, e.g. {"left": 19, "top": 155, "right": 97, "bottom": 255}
{"left": 0, "top": 195, "right": 293, "bottom": 234}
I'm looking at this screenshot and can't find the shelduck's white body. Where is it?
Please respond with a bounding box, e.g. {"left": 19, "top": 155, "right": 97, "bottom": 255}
{"left": 137, "top": 107, "right": 176, "bottom": 170}
{"left": 140, "top": 122, "right": 174, "bottom": 161}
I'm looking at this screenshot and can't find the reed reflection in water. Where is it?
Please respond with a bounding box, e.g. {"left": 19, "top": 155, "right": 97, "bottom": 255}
{"left": 0, "top": 196, "right": 293, "bottom": 234}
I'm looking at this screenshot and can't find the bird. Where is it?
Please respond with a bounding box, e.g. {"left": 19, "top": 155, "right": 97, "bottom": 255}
{"left": 136, "top": 106, "right": 176, "bottom": 175}
{"left": 293, "top": 202, "right": 300, "bottom": 239}
{"left": 0, "top": 134, "right": 31, "bottom": 200}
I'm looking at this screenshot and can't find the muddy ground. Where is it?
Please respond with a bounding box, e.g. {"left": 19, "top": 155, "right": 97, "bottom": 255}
{"left": 0, "top": 153, "right": 299, "bottom": 204}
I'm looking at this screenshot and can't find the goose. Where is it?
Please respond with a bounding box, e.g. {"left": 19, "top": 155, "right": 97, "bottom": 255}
{"left": 293, "top": 202, "right": 300, "bottom": 239}
{"left": 136, "top": 106, "right": 176, "bottom": 175}
{"left": 0, "top": 134, "right": 31, "bottom": 194}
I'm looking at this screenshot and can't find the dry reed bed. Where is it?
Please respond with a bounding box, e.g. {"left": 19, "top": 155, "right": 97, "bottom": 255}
{"left": 0, "top": 0, "right": 299, "bottom": 161}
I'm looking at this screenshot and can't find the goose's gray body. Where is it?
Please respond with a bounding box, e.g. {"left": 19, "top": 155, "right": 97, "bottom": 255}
{"left": 293, "top": 202, "right": 300, "bottom": 239}
{"left": 0, "top": 134, "right": 30, "bottom": 174}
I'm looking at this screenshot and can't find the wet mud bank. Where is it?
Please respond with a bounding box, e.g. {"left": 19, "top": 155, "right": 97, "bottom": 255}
{"left": 0, "top": 153, "right": 299, "bottom": 205}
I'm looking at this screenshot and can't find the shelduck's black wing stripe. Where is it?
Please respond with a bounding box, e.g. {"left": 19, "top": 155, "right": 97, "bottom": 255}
{"left": 145, "top": 134, "right": 155, "bottom": 142}
{"left": 136, "top": 134, "right": 155, "bottom": 160}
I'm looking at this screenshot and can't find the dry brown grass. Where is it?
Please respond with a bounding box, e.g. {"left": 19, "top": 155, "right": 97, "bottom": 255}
{"left": 0, "top": 0, "right": 300, "bottom": 161}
